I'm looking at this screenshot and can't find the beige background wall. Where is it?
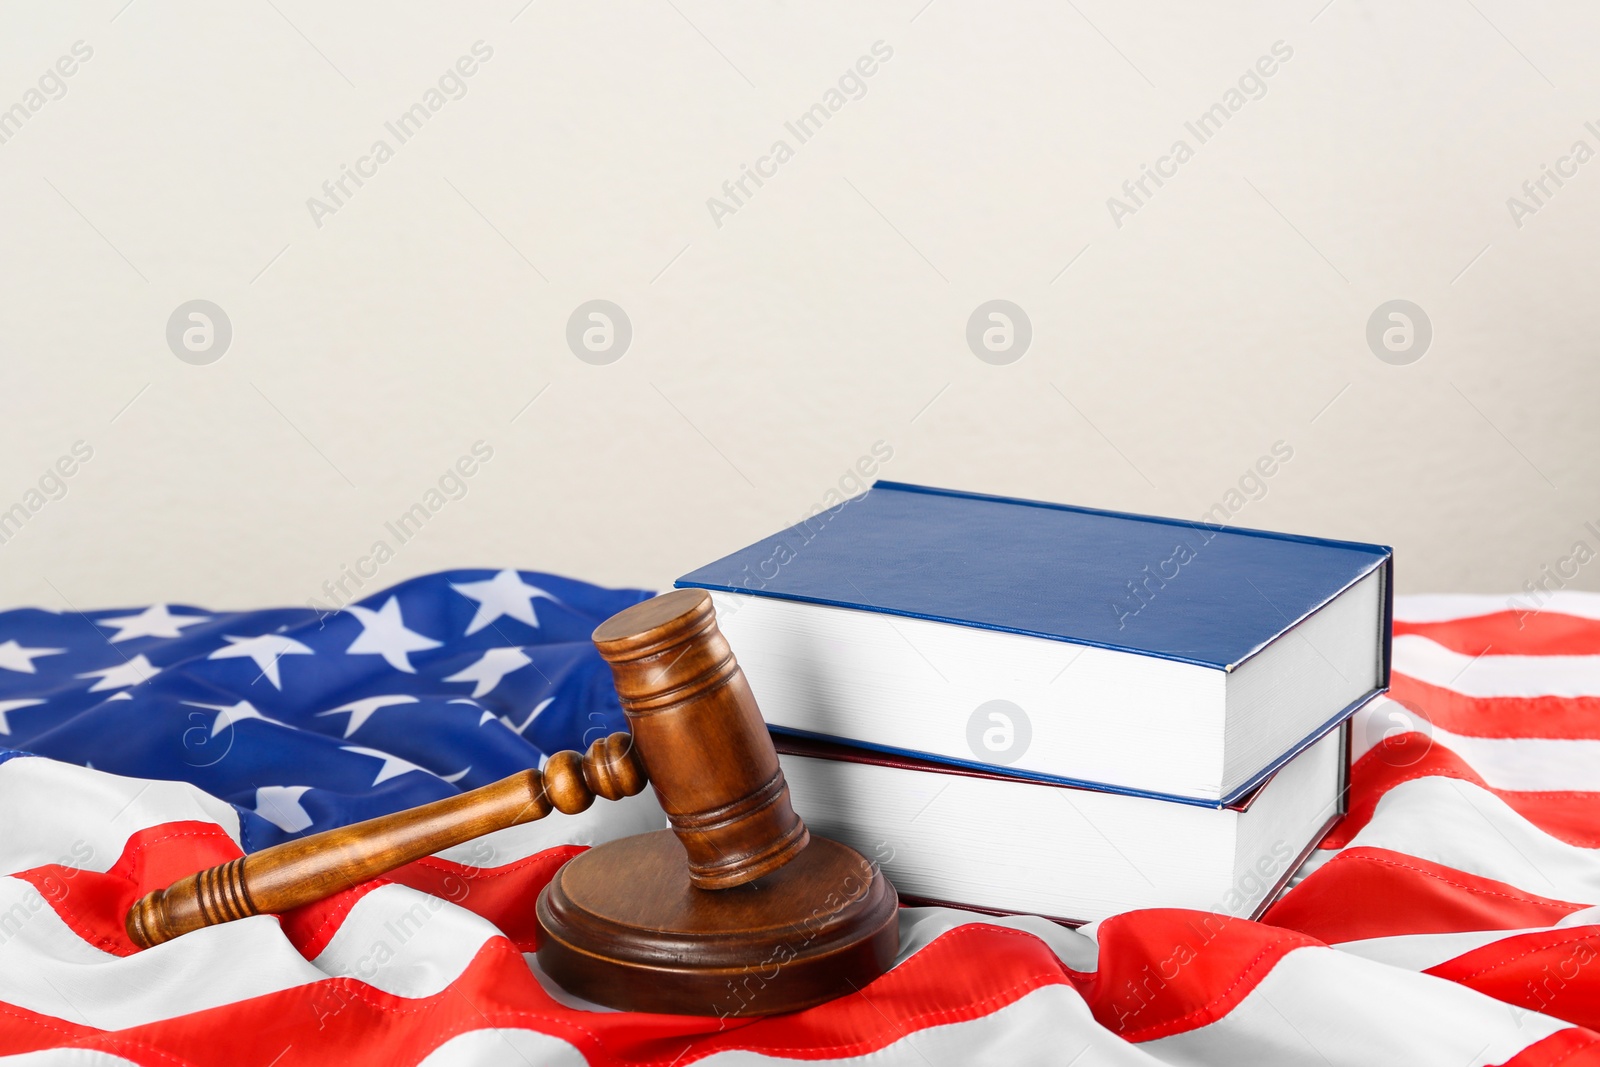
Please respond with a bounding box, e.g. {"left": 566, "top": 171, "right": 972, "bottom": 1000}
{"left": 1, "top": 1, "right": 1596, "bottom": 613}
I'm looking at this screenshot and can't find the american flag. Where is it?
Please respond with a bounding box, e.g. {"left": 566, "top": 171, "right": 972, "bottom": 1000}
{"left": 0, "top": 573, "right": 1596, "bottom": 1066}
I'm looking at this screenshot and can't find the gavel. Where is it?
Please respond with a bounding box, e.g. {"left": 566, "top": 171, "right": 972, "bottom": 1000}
{"left": 126, "top": 589, "right": 898, "bottom": 1017}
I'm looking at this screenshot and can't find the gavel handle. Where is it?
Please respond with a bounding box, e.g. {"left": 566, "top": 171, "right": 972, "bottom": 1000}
{"left": 126, "top": 732, "right": 647, "bottom": 949}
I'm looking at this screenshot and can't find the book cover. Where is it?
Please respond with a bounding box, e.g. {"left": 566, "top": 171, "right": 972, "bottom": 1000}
{"left": 679, "top": 480, "right": 1393, "bottom": 672}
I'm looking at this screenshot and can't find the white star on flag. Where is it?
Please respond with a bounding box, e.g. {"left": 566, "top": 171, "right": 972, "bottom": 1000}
{"left": 183, "top": 700, "right": 285, "bottom": 736}
{"left": 341, "top": 745, "right": 427, "bottom": 786}
{"left": 208, "top": 633, "right": 314, "bottom": 690}
{"left": 317, "top": 695, "right": 418, "bottom": 739}
{"left": 345, "top": 597, "right": 442, "bottom": 673}
{"left": 0, "top": 640, "right": 64, "bottom": 674}
{"left": 253, "top": 786, "right": 314, "bottom": 833}
{"left": 96, "top": 605, "right": 211, "bottom": 642}
{"left": 77, "top": 655, "right": 160, "bottom": 692}
{"left": 443, "top": 647, "right": 533, "bottom": 698}
{"left": 450, "top": 570, "right": 560, "bottom": 635}
{"left": 502, "top": 696, "right": 554, "bottom": 736}
{"left": 0, "top": 699, "right": 45, "bottom": 735}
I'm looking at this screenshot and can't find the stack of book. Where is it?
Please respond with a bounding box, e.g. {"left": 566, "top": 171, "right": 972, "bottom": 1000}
{"left": 676, "top": 481, "right": 1392, "bottom": 924}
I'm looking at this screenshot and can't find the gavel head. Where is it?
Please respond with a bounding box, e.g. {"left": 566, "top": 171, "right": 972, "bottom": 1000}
{"left": 591, "top": 588, "right": 809, "bottom": 890}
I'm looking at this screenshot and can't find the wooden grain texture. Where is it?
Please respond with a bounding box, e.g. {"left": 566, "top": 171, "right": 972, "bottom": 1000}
{"left": 541, "top": 589, "right": 897, "bottom": 1016}
{"left": 537, "top": 829, "right": 898, "bottom": 1017}
{"left": 125, "top": 731, "right": 645, "bottom": 948}
{"left": 593, "top": 588, "right": 809, "bottom": 889}
{"left": 126, "top": 589, "right": 899, "bottom": 1018}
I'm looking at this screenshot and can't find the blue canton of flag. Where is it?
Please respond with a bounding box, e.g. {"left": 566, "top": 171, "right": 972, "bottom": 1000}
{"left": 0, "top": 570, "right": 653, "bottom": 851}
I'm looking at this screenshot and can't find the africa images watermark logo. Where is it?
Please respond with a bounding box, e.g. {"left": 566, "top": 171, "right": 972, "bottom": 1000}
{"left": 1366, "top": 299, "right": 1431, "bottom": 366}
{"left": 1505, "top": 121, "right": 1600, "bottom": 229}
{"left": 708, "top": 441, "right": 895, "bottom": 613}
{"left": 305, "top": 42, "right": 495, "bottom": 229}
{"left": 1106, "top": 40, "right": 1293, "bottom": 228}
{"left": 1507, "top": 520, "right": 1600, "bottom": 627}
{"left": 566, "top": 300, "right": 632, "bottom": 365}
{"left": 705, "top": 41, "right": 894, "bottom": 229}
{"left": 0, "top": 40, "right": 93, "bottom": 148}
{"left": 0, "top": 441, "right": 94, "bottom": 548}
{"left": 307, "top": 441, "right": 496, "bottom": 617}
{"left": 1362, "top": 698, "right": 1434, "bottom": 769}
{"left": 966, "top": 700, "right": 1031, "bottom": 765}
{"left": 166, "top": 300, "right": 232, "bottom": 365}
{"left": 966, "top": 300, "right": 1032, "bottom": 365}
{"left": 1110, "top": 441, "right": 1294, "bottom": 629}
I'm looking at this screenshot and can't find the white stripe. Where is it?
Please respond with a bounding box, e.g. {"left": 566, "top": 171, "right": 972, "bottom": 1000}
{"left": 311, "top": 883, "right": 497, "bottom": 998}
{"left": 0, "top": 754, "right": 655, "bottom": 882}
{"left": 419, "top": 985, "right": 1163, "bottom": 1067}
{"left": 1353, "top": 696, "right": 1600, "bottom": 784}
{"left": 1336, "top": 906, "right": 1600, "bottom": 968}
{"left": 0, "top": 755, "right": 662, "bottom": 1027}
{"left": 1431, "top": 725, "right": 1600, "bottom": 790}
{"left": 416, "top": 1029, "right": 589, "bottom": 1067}
{"left": 894, "top": 906, "right": 1099, "bottom": 972}
{"left": 522, "top": 907, "right": 1104, "bottom": 1016}
{"left": 1395, "top": 634, "right": 1600, "bottom": 697}
{"left": 1396, "top": 592, "right": 1600, "bottom": 623}
{"left": 0, "top": 875, "right": 319, "bottom": 1030}
{"left": 1145, "top": 945, "right": 1570, "bottom": 1066}
{"left": 0, "top": 757, "right": 240, "bottom": 876}
{"left": 1350, "top": 695, "right": 1425, "bottom": 763}
{"left": 1344, "top": 777, "right": 1600, "bottom": 902}
{"left": 0, "top": 1053, "right": 140, "bottom": 1066}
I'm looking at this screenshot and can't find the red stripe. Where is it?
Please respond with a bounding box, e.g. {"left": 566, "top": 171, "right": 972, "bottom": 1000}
{"left": 14, "top": 821, "right": 242, "bottom": 958}
{"left": 0, "top": 923, "right": 1077, "bottom": 1065}
{"left": 241, "top": 845, "right": 587, "bottom": 960}
{"left": 1491, "top": 1027, "right": 1600, "bottom": 1067}
{"left": 1061, "top": 910, "right": 1320, "bottom": 1042}
{"left": 0, "top": 998, "right": 99, "bottom": 1059}
{"left": 12, "top": 818, "right": 587, "bottom": 963}
{"left": 0, "top": 820, "right": 1079, "bottom": 1063}
{"left": 1396, "top": 611, "right": 1600, "bottom": 657}
{"left": 0, "top": 910, "right": 1330, "bottom": 1065}
{"left": 276, "top": 878, "right": 389, "bottom": 960}
{"left": 1392, "top": 674, "right": 1600, "bottom": 740}
{"left": 1263, "top": 847, "right": 1587, "bottom": 944}
{"left": 384, "top": 846, "right": 583, "bottom": 954}
{"left": 28, "top": 807, "right": 1584, "bottom": 1061}
{"left": 1322, "top": 739, "right": 1600, "bottom": 850}
{"left": 12, "top": 821, "right": 417, "bottom": 963}
{"left": 1426, "top": 927, "right": 1600, "bottom": 1031}
{"left": 1, "top": 814, "right": 1337, "bottom": 1065}
{"left": 273, "top": 846, "right": 586, "bottom": 960}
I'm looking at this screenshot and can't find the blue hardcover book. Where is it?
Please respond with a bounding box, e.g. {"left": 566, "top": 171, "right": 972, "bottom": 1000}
{"left": 677, "top": 480, "right": 1391, "bottom": 807}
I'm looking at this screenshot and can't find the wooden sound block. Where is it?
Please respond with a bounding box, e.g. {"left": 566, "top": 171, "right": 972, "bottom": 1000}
{"left": 537, "top": 829, "right": 899, "bottom": 1017}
